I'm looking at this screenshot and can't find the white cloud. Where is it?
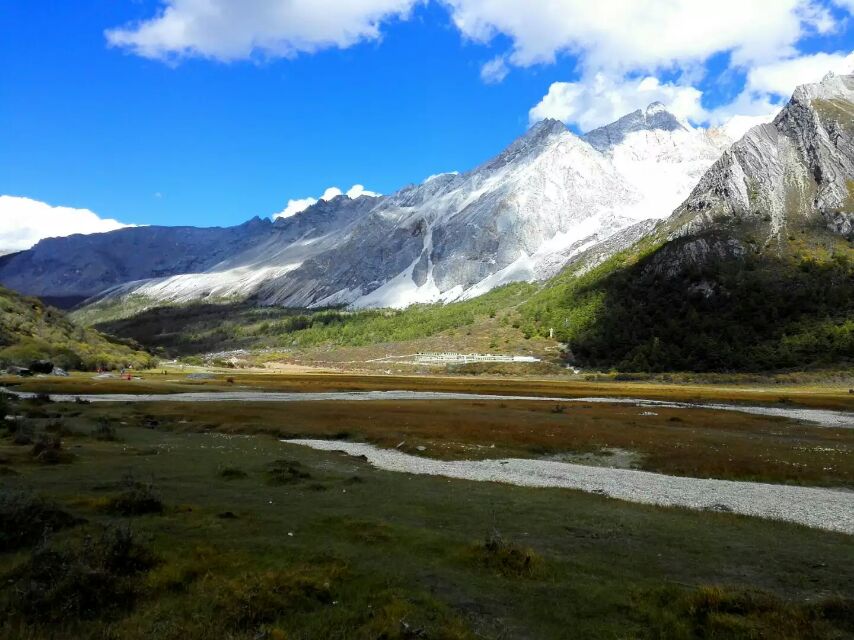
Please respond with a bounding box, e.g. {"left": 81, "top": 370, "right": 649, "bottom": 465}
{"left": 106, "top": 0, "right": 852, "bottom": 146}
{"left": 0, "top": 195, "right": 132, "bottom": 255}
{"left": 273, "top": 184, "right": 381, "bottom": 219}
{"left": 275, "top": 196, "right": 321, "bottom": 220}
{"left": 107, "top": 0, "right": 845, "bottom": 72}
{"left": 529, "top": 74, "right": 705, "bottom": 131}
{"left": 743, "top": 50, "right": 854, "bottom": 96}
{"left": 705, "top": 49, "right": 854, "bottom": 127}
{"left": 480, "top": 55, "right": 508, "bottom": 83}
{"left": 529, "top": 48, "right": 853, "bottom": 136}
{"left": 719, "top": 113, "right": 779, "bottom": 140}
{"left": 344, "top": 184, "right": 381, "bottom": 199}
{"left": 445, "top": 0, "right": 833, "bottom": 70}
{"left": 106, "top": 0, "right": 417, "bottom": 61}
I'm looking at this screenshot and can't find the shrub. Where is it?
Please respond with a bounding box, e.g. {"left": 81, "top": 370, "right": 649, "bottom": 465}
{"left": 29, "top": 360, "right": 54, "bottom": 375}
{"left": 93, "top": 418, "right": 118, "bottom": 441}
{"left": 10, "top": 419, "right": 34, "bottom": 445}
{"left": 213, "top": 565, "right": 339, "bottom": 630}
{"left": 357, "top": 590, "right": 474, "bottom": 640}
{"left": 31, "top": 434, "right": 73, "bottom": 465}
{"left": 104, "top": 476, "right": 164, "bottom": 516}
{"left": 265, "top": 459, "right": 311, "bottom": 485}
{"left": 44, "top": 419, "right": 75, "bottom": 437}
{"left": 218, "top": 466, "right": 248, "bottom": 480}
{"left": 472, "top": 529, "right": 540, "bottom": 578}
{"left": 0, "top": 490, "right": 82, "bottom": 552}
{"left": 3, "top": 526, "right": 157, "bottom": 623}
{"left": 638, "top": 586, "right": 854, "bottom": 640}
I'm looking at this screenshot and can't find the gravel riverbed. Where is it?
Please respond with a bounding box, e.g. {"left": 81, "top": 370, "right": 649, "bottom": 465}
{"left": 284, "top": 439, "right": 854, "bottom": 534}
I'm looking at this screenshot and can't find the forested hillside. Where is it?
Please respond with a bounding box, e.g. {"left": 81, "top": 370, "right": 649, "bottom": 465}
{"left": 0, "top": 287, "right": 154, "bottom": 371}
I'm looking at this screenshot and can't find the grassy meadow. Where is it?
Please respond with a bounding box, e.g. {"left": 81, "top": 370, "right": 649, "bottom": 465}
{"left": 1, "top": 383, "right": 853, "bottom": 639}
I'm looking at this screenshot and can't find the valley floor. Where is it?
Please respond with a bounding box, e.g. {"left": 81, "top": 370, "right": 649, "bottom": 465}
{"left": 1, "top": 372, "right": 853, "bottom": 638}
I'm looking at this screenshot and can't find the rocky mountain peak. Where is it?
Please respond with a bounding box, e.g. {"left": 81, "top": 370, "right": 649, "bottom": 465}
{"left": 527, "top": 117, "right": 567, "bottom": 137}
{"left": 669, "top": 73, "right": 854, "bottom": 242}
{"left": 785, "top": 70, "right": 854, "bottom": 106}
{"left": 479, "top": 117, "right": 570, "bottom": 173}
{"left": 584, "top": 102, "right": 688, "bottom": 151}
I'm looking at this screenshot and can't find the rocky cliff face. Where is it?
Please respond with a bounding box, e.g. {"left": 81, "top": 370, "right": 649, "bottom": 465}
{"left": 667, "top": 72, "right": 854, "bottom": 245}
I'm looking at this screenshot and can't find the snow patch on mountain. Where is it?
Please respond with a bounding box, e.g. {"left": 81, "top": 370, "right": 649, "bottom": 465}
{"left": 334, "top": 109, "right": 732, "bottom": 308}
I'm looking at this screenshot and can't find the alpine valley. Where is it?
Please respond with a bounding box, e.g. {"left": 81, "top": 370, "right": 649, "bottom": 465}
{"left": 1, "top": 74, "right": 852, "bottom": 372}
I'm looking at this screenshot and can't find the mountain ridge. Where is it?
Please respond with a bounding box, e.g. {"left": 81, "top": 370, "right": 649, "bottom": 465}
{"left": 0, "top": 101, "right": 733, "bottom": 313}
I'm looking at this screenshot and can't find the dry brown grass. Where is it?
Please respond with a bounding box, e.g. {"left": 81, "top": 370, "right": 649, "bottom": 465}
{"left": 4, "top": 370, "right": 853, "bottom": 409}
{"left": 125, "top": 398, "right": 854, "bottom": 486}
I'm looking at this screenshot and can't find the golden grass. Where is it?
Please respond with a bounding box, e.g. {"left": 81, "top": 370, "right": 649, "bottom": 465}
{"left": 114, "top": 398, "right": 854, "bottom": 486}
{"left": 4, "top": 370, "right": 853, "bottom": 410}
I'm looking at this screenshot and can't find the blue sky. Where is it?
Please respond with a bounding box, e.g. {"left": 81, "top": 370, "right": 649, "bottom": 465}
{"left": 0, "top": 0, "right": 852, "bottom": 247}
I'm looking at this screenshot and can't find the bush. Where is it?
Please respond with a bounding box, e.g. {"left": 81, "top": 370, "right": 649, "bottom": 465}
{"left": 10, "top": 420, "right": 34, "bottom": 445}
{"left": 218, "top": 466, "right": 248, "bottom": 480}
{"left": 45, "top": 418, "right": 75, "bottom": 437}
{"left": 104, "top": 477, "right": 164, "bottom": 516}
{"left": 31, "top": 434, "right": 73, "bottom": 464}
{"left": 93, "top": 418, "right": 118, "bottom": 441}
{"left": 213, "top": 565, "right": 338, "bottom": 630}
{"left": 0, "top": 490, "right": 82, "bottom": 552}
{"left": 29, "top": 360, "right": 54, "bottom": 374}
{"left": 265, "top": 459, "right": 312, "bottom": 485}
{"left": 3, "top": 526, "right": 157, "bottom": 623}
{"left": 472, "top": 529, "right": 540, "bottom": 578}
{"left": 638, "top": 585, "right": 854, "bottom": 639}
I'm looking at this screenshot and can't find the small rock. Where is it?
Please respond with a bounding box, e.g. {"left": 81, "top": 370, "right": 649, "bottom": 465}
{"left": 707, "top": 503, "right": 733, "bottom": 512}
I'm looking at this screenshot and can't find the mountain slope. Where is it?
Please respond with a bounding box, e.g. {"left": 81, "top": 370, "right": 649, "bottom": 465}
{"left": 517, "top": 73, "right": 854, "bottom": 371}
{"left": 0, "top": 217, "right": 275, "bottom": 308}
{"left": 0, "top": 105, "right": 731, "bottom": 312}
{"left": 0, "top": 287, "right": 154, "bottom": 371}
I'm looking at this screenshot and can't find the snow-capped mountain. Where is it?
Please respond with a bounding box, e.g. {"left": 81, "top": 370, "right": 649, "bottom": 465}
{"left": 0, "top": 104, "right": 734, "bottom": 310}
{"left": 584, "top": 103, "right": 732, "bottom": 224}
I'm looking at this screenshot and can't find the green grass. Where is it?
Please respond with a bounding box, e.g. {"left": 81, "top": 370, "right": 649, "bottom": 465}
{"left": 1, "top": 400, "right": 852, "bottom": 639}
